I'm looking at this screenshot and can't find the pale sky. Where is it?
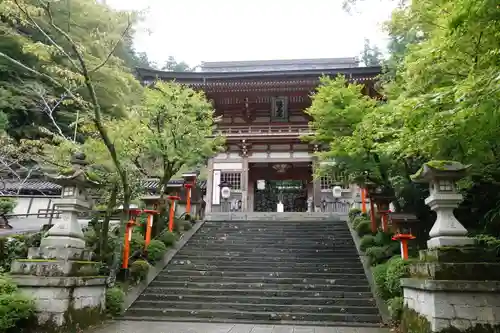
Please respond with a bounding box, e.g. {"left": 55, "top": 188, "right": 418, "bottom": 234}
{"left": 106, "top": 0, "right": 395, "bottom": 67}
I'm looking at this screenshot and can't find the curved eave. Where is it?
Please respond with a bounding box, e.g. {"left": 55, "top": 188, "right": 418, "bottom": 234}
{"left": 136, "top": 66, "right": 382, "bottom": 83}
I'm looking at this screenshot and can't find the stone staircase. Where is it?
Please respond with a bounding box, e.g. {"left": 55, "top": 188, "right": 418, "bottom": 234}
{"left": 123, "top": 219, "right": 382, "bottom": 326}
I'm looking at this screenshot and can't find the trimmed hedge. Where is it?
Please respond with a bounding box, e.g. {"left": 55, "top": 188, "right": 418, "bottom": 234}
{"left": 355, "top": 220, "right": 372, "bottom": 237}
{"left": 360, "top": 235, "right": 376, "bottom": 252}
{"left": 105, "top": 286, "right": 125, "bottom": 316}
{"left": 146, "top": 240, "right": 167, "bottom": 264}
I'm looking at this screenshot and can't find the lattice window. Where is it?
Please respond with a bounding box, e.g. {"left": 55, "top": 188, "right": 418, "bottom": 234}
{"left": 320, "top": 171, "right": 348, "bottom": 190}
{"left": 221, "top": 172, "right": 241, "bottom": 191}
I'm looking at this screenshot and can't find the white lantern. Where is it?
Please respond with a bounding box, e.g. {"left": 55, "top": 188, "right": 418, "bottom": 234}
{"left": 221, "top": 186, "right": 231, "bottom": 199}
{"left": 257, "top": 180, "right": 266, "bottom": 190}
{"left": 332, "top": 185, "right": 342, "bottom": 198}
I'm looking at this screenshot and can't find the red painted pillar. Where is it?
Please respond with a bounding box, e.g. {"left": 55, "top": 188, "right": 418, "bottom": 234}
{"left": 167, "top": 195, "right": 180, "bottom": 232}
{"left": 184, "top": 183, "right": 193, "bottom": 217}
{"left": 392, "top": 234, "right": 416, "bottom": 260}
{"left": 369, "top": 199, "right": 377, "bottom": 233}
{"left": 143, "top": 209, "right": 159, "bottom": 248}
{"left": 121, "top": 209, "right": 141, "bottom": 270}
{"left": 361, "top": 188, "right": 367, "bottom": 214}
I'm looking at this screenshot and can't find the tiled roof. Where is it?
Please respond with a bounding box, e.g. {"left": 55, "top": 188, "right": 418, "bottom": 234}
{"left": 0, "top": 178, "right": 207, "bottom": 194}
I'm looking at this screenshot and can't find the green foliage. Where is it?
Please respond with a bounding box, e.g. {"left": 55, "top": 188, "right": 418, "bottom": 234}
{"left": 355, "top": 220, "right": 372, "bottom": 237}
{"left": 130, "top": 231, "right": 145, "bottom": 255}
{"left": 129, "top": 260, "right": 150, "bottom": 284}
{"left": 348, "top": 208, "right": 362, "bottom": 221}
{"left": 387, "top": 296, "right": 404, "bottom": 322}
{"left": 474, "top": 234, "right": 500, "bottom": 249}
{"left": 0, "top": 233, "right": 42, "bottom": 271}
{"left": 159, "top": 231, "right": 177, "bottom": 247}
{"left": 0, "top": 274, "right": 35, "bottom": 332}
{"left": 360, "top": 235, "right": 377, "bottom": 252}
{"left": 385, "top": 256, "right": 411, "bottom": 298}
{"left": 146, "top": 240, "right": 167, "bottom": 264}
{"left": 105, "top": 286, "right": 125, "bottom": 317}
{"left": 352, "top": 215, "right": 369, "bottom": 230}
{"left": 0, "top": 199, "right": 16, "bottom": 215}
{"left": 372, "top": 262, "right": 390, "bottom": 300}
{"left": 366, "top": 246, "right": 389, "bottom": 266}
{"left": 374, "top": 231, "right": 394, "bottom": 246}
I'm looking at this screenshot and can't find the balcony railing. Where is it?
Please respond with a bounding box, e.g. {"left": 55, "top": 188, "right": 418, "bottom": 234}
{"left": 217, "top": 124, "right": 313, "bottom": 137}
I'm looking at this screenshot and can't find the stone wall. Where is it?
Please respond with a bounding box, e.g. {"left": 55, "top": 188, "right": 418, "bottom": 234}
{"left": 403, "top": 279, "right": 500, "bottom": 332}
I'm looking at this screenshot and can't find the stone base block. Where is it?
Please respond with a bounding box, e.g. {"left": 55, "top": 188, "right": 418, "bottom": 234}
{"left": 11, "top": 275, "right": 107, "bottom": 330}
{"left": 402, "top": 278, "right": 500, "bottom": 332}
{"left": 11, "top": 259, "right": 100, "bottom": 277}
{"left": 427, "top": 236, "right": 473, "bottom": 249}
{"left": 28, "top": 246, "right": 93, "bottom": 261}
{"left": 410, "top": 262, "right": 500, "bottom": 281}
{"left": 419, "top": 247, "right": 499, "bottom": 263}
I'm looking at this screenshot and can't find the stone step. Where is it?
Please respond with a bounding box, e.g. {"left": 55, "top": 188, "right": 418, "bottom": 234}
{"left": 168, "top": 263, "right": 364, "bottom": 272}
{"left": 197, "top": 226, "right": 351, "bottom": 232}
{"left": 162, "top": 269, "right": 368, "bottom": 279}
{"left": 123, "top": 308, "right": 380, "bottom": 324}
{"left": 171, "top": 256, "right": 362, "bottom": 264}
{"left": 142, "top": 286, "right": 375, "bottom": 298}
{"left": 154, "top": 274, "right": 370, "bottom": 286}
{"left": 177, "top": 249, "right": 360, "bottom": 257}
{"left": 147, "top": 281, "right": 371, "bottom": 292}
{"left": 185, "top": 241, "right": 356, "bottom": 249}
{"left": 189, "top": 236, "right": 356, "bottom": 242}
{"left": 130, "top": 300, "right": 380, "bottom": 315}
{"left": 136, "top": 294, "right": 377, "bottom": 307}
{"left": 118, "top": 316, "right": 381, "bottom": 328}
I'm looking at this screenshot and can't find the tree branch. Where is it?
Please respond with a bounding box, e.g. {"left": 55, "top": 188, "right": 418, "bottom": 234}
{"left": 90, "top": 17, "right": 133, "bottom": 73}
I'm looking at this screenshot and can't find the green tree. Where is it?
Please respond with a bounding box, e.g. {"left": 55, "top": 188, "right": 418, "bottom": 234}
{"left": 161, "top": 56, "right": 193, "bottom": 72}
{"left": 361, "top": 38, "right": 383, "bottom": 66}
{"left": 135, "top": 81, "right": 223, "bottom": 220}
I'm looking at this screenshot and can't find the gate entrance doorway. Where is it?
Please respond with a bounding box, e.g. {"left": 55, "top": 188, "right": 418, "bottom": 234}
{"left": 254, "top": 180, "right": 307, "bottom": 212}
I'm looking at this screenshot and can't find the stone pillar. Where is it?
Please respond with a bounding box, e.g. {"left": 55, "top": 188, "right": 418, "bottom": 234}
{"left": 205, "top": 158, "right": 214, "bottom": 214}
{"left": 400, "top": 161, "right": 500, "bottom": 333}
{"left": 10, "top": 153, "right": 106, "bottom": 330}
{"left": 241, "top": 157, "right": 249, "bottom": 212}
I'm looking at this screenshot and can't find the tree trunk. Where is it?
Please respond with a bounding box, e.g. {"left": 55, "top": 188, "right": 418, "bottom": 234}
{"left": 99, "top": 183, "right": 118, "bottom": 263}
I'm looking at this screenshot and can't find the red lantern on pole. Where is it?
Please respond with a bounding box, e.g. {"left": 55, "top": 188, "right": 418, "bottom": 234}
{"left": 389, "top": 213, "right": 419, "bottom": 260}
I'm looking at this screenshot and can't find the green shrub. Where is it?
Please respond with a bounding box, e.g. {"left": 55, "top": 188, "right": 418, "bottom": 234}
{"left": 372, "top": 262, "right": 390, "bottom": 300}
{"left": 0, "top": 198, "right": 16, "bottom": 215}
{"left": 105, "top": 286, "right": 125, "bottom": 316}
{"left": 129, "top": 260, "right": 150, "bottom": 284}
{"left": 0, "top": 274, "right": 35, "bottom": 332}
{"left": 159, "top": 231, "right": 176, "bottom": 247}
{"left": 352, "top": 215, "right": 368, "bottom": 230}
{"left": 183, "top": 221, "right": 192, "bottom": 231}
{"left": 130, "top": 232, "right": 145, "bottom": 255}
{"left": 374, "top": 231, "right": 394, "bottom": 246}
{"left": 355, "top": 220, "right": 372, "bottom": 237}
{"left": 348, "top": 208, "right": 362, "bottom": 221}
{"left": 366, "top": 246, "right": 389, "bottom": 266}
{"left": 475, "top": 234, "right": 500, "bottom": 249}
{"left": 385, "top": 256, "right": 411, "bottom": 298}
{"left": 387, "top": 296, "right": 404, "bottom": 322}
{"left": 146, "top": 240, "right": 167, "bottom": 264}
{"left": 360, "top": 235, "right": 376, "bottom": 252}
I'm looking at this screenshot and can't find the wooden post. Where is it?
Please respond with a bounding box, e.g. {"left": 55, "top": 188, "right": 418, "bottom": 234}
{"left": 184, "top": 183, "right": 193, "bottom": 217}
{"left": 143, "top": 209, "right": 159, "bottom": 248}
{"left": 122, "top": 221, "right": 134, "bottom": 269}
{"left": 167, "top": 195, "right": 180, "bottom": 232}
{"left": 361, "top": 188, "right": 367, "bottom": 213}
{"left": 369, "top": 199, "right": 377, "bottom": 233}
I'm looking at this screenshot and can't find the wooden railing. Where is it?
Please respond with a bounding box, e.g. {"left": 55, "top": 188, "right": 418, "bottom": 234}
{"left": 217, "top": 124, "right": 313, "bottom": 137}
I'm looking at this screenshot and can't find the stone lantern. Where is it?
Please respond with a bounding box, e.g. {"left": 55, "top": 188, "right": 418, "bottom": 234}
{"left": 40, "top": 152, "right": 100, "bottom": 250}
{"left": 411, "top": 160, "right": 473, "bottom": 248}
{"left": 9, "top": 152, "right": 106, "bottom": 329}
